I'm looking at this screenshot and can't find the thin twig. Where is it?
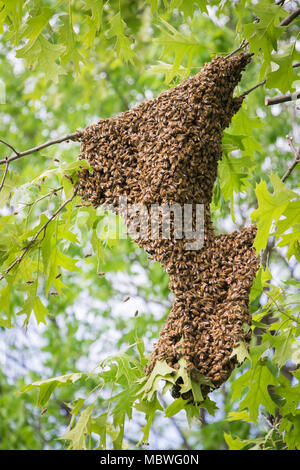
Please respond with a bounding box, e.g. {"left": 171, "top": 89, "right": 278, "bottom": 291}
{"left": 261, "top": 412, "right": 280, "bottom": 430}
{"left": 241, "top": 62, "right": 300, "bottom": 98}
{"left": 265, "top": 90, "right": 300, "bottom": 106}
{"left": 0, "top": 186, "right": 78, "bottom": 280}
{"left": 281, "top": 136, "right": 300, "bottom": 183}
{"left": 0, "top": 139, "right": 20, "bottom": 156}
{"left": 241, "top": 79, "right": 266, "bottom": 97}
{"left": 0, "top": 131, "right": 83, "bottom": 166}
{"left": 0, "top": 157, "right": 9, "bottom": 193}
{"left": 279, "top": 7, "right": 300, "bottom": 26}
{"left": 225, "top": 39, "right": 249, "bottom": 59}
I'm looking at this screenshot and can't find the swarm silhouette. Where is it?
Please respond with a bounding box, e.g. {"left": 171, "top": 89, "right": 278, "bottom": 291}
{"left": 78, "top": 53, "right": 259, "bottom": 398}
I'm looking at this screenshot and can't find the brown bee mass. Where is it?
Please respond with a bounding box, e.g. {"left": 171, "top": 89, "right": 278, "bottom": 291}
{"left": 77, "top": 53, "right": 259, "bottom": 397}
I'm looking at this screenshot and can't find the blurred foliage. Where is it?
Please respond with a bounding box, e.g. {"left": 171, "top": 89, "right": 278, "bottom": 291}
{"left": 0, "top": 0, "right": 299, "bottom": 450}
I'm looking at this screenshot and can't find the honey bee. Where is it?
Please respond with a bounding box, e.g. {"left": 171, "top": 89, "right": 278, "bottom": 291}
{"left": 77, "top": 53, "right": 257, "bottom": 391}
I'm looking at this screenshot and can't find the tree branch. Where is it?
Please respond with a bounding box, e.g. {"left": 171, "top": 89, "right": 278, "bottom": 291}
{"left": 0, "top": 139, "right": 19, "bottom": 156}
{"left": 0, "top": 186, "right": 78, "bottom": 280}
{"left": 225, "top": 39, "right": 249, "bottom": 58}
{"left": 241, "top": 79, "right": 266, "bottom": 97}
{"left": 265, "top": 90, "right": 300, "bottom": 106}
{"left": 241, "top": 62, "right": 300, "bottom": 98}
{"left": 0, "top": 131, "right": 83, "bottom": 166}
{"left": 279, "top": 7, "right": 300, "bottom": 26}
{"left": 0, "top": 158, "right": 9, "bottom": 193}
{"left": 281, "top": 135, "right": 300, "bottom": 183}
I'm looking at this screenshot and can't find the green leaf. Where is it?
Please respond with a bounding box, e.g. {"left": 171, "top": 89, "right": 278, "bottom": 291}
{"left": 56, "top": 249, "right": 80, "bottom": 273}
{"left": 167, "top": 0, "right": 208, "bottom": 17}
{"left": 279, "top": 413, "right": 300, "bottom": 450}
{"left": 172, "top": 358, "right": 213, "bottom": 403}
{"left": 137, "top": 360, "right": 175, "bottom": 401}
{"left": 149, "top": 61, "right": 190, "bottom": 83}
{"left": 148, "top": 0, "right": 159, "bottom": 12}
{"left": 20, "top": 373, "right": 85, "bottom": 407}
{"left": 90, "top": 413, "right": 108, "bottom": 450}
{"left": 17, "top": 7, "right": 53, "bottom": 47}
{"left": 233, "top": 360, "right": 277, "bottom": 421}
{"left": 108, "top": 12, "right": 135, "bottom": 64}
{"left": 277, "top": 224, "right": 300, "bottom": 262}
{"left": 268, "top": 330, "right": 294, "bottom": 368}
{"left": 83, "top": 0, "right": 103, "bottom": 31}
{"left": 228, "top": 105, "right": 263, "bottom": 156}
{"left": 0, "top": 284, "right": 12, "bottom": 328}
{"left": 276, "top": 370, "right": 300, "bottom": 416}
{"left": 230, "top": 341, "right": 250, "bottom": 365}
{"left": 0, "top": 0, "right": 23, "bottom": 35}
{"left": 218, "top": 154, "right": 252, "bottom": 221}
{"left": 243, "top": 0, "right": 283, "bottom": 77}
{"left": 250, "top": 265, "right": 272, "bottom": 302}
{"left": 60, "top": 404, "right": 94, "bottom": 450}
{"left": 155, "top": 18, "right": 200, "bottom": 82}
{"left": 102, "top": 351, "right": 143, "bottom": 385}
{"left": 112, "top": 413, "right": 125, "bottom": 450}
{"left": 227, "top": 410, "right": 251, "bottom": 422}
{"left": 58, "top": 14, "right": 85, "bottom": 75}
{"left": 136, "top": 396, "right": 163, "bottom": 446}
{"left": 16, "top": 35, "right": 66, "bottom": 83}
{"left": 200, "top": 396, "right": 218, "bottom": 416}
{"left": 33, "top": 297, "right": 48, "bottom": 325}
{"left": 165, "top": 397, "right": 186, "bottom": 417}
{"left": 266, "top": 41, "right": 300, "bottom": 93}
{"left": 251, "top": 174, "right": 298, "bottom": 252}
{"left": 224, "top": 432, "right": 249, "bottom": 450}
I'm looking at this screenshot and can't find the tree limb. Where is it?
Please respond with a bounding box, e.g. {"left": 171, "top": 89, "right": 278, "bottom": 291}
{"left": 279, "top": 7, "right": 300, "bottom": 26}
{"left": 0, "top": 186, "right": 78, "bottom": 280}
{"left": 265, "top": 90, "right": 300, "bottom": 106}
{"left": 0, "top": 131, "right": 83, "bottom": 166}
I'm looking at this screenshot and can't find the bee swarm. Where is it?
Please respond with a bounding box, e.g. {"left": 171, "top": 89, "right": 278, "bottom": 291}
{"left": 78, "top": 53, "right": 259, "bottom": 399}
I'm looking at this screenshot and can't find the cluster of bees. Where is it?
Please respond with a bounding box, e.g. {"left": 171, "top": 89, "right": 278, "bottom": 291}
{"left": 78, "top": 53, "right": 259, "bottom": 397}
